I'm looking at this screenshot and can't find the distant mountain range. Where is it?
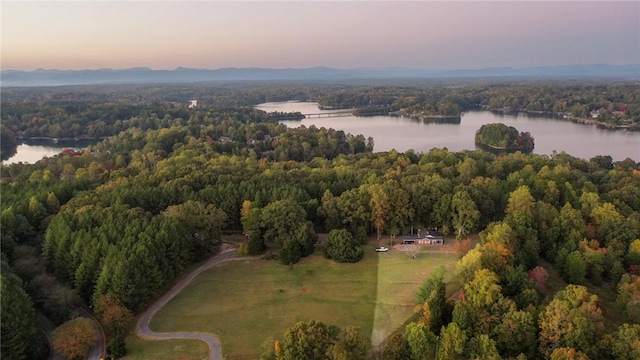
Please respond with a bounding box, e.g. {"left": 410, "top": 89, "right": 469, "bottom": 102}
{"left": 2, "top": 64, "right": 638, "bottom": 86}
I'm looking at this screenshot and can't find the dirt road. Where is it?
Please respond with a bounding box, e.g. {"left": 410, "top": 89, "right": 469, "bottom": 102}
{"left": 136, "top": 247, "right": 251, "bottom": 360}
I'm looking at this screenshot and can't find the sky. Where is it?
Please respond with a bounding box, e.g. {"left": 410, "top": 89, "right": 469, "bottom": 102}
{"left": 2, "top": 1, "right": 639, "bottom": 71}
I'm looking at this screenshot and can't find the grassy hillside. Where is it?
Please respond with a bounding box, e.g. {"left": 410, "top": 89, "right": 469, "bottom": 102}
{"left": 127, "top": 240, "right": 460, "bottom": 359}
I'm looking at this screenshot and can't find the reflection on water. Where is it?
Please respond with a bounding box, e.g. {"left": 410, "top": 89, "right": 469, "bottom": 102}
{"left": 2, "top": 139, "right": 99, "bottom": 165}
{"left": 406, "top": 116, "right": 461, "bottom": 125}
{"left": 5, "top": 103, "right": 638, "bottom": 164}
{"left": 256, "top": 101, "right": 640, "bottom": 161}
{"left": 2, "top": 144, "right": 67, "bottom": 165}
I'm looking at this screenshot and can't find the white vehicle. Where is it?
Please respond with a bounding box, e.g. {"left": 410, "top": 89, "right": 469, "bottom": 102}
{"left": 375, "top": 246, "right": 389, "bottom": 252}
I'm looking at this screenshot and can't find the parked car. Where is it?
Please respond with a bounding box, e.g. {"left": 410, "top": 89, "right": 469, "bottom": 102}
{"left": 375, "top": 246, "right": 389, "bottom": 252}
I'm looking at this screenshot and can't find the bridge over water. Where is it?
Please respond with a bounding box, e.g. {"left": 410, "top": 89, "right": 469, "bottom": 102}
{"left": 302, "top": 110, "right": 355, "bottom": 118}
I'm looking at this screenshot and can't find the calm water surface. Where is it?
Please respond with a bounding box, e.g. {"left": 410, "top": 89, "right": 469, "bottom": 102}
{"left": 257, "top": 101, "right": 640, "bottom": 161}
{"left": 2, "top": 144, "right": 69, "bottom": 165}
{"left": 2, "top": 140, "right": 92, "bottom": 165}
{"left": 4, "top": 103, "right": 638, "bottom": 164}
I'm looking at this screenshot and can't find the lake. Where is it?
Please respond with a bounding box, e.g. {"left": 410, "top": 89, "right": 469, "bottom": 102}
{"left": 2, "top": 139, "right": 97, "bottom": 165}
{"left": 4, "top": 103, "right": 638, "bottom": 165}
{"left": 256, "top": 101, "right": 640, "bottom": 162}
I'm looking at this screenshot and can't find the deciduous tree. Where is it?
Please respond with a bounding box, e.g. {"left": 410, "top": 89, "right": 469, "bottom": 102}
{"left": 162, "top": 200, "right": 227, "bottom": 260}
{"left": 415, "top": 265, "right": 446, "bottom": 333}
{"left": 277, "top": 320, "right": 340, "bottom": 360}
{"left": 616, "top": 274, "right": 640, "bottom": 323}
{"left": 605, "top": 323, "right": 640, "bottom": 360}
{"left": 493, "top": 309, "right": 537, "bottom": 358}
{"left": 455, "top": 245, "right": 482, "bottom": 283}
{"left": 369, "top": 184, "right": 389, "bottom": 241}
{"left": 436, "top": 322, "right": 466, "bottom": 360}
{"left": 94, "top": 293, "right": 134, "bottom": 336}
{"left": 324, "top": 228, "right": 363, "bottom": 263}
{"left": 549, "top": 347, "right": 589, "bottom": 360}
{"left": 467, "top": 334, "right": 500, "bottom": 360}
{"left": 405, "top": 322, "right": 436, "bottom": 360}
{"left": 53, "top": 317, "right": 97, "bottom": 360}
{"left": 528, "top": 265, "right": 550, "bottom": 295}
{"left": 451, "top": 190, "right": 480, "bottom": 240}
{"left": 539, "top": 285, "right": 604, "bottom": 358}
{"left": 326, "top": 325, "right": 369, "bottom": 360}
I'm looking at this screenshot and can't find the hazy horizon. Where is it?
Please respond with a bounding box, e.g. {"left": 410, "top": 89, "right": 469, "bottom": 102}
{"left": 2, "top": 1, "right": 639, "bottom": 71}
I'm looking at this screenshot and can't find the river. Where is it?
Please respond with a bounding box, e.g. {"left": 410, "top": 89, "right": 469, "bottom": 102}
{"left": 256, "top": 101, "right": 640, "bottom": 162}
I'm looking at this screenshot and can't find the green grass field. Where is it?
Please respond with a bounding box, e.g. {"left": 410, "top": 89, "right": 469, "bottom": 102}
{"left": 128, "top": 240, "right": 461, "bottom": 359}
{"left": 124, "top": 335, "right": 209, "bottom": 360}
{"left": 372, "top": 249, "right": 458, "bottom": 344}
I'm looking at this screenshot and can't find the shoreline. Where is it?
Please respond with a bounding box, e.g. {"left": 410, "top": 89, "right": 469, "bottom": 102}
{"left": 18, "top": 136, "right": 110, "bottom": 142}
{"left": 489, "top": 108, "right": 639, "bottom": 131}
{"left": 475, "top": 141, "right": 533, "bottom": 152}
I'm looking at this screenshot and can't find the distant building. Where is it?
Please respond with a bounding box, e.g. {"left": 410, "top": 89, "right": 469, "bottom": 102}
{"left": 402, "top": 229, "right": 444, "bottom": 245}
{"left": 61, "top": 148, "right": 82, "bottom": 156}
{"left": 189, "top": 99, "right": 198, "bottom": 108}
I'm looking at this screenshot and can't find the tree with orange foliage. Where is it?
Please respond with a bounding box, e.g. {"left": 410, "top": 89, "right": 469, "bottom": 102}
{"left": 94, "top": 293, "right": 133, "bottom": 358}
{"left": 52, "top": 317, "right": 97, "bottom": 360}
{"left": 453, "top": 237, "right": 472, "bottom": 258}
{"left": 94, "top": 293, "right": 133, "bottom": 335}
{"left": 415, "top": 265, "right": 446, "bottom": 333}
{"left": 480, "top": 241, "right": 514, "bottom": 278}
{"left": 539, "top": 285, "right": 604, "bottom": 358}
{"left": 414, "top": 302, "right": 433, "bottom": 328}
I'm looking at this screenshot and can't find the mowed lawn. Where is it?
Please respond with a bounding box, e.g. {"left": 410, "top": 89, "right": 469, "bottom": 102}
{"left": 131, "top": 241, "right": 461, "bottom": 359}
{"left": 372, "top": 246, "right": 459, "bottom": 345}
{"left": 124, "top": 336, "right": 209, "bottom": 360}
{"left": 150, "top": 249, "right": 378, "bottom": 358}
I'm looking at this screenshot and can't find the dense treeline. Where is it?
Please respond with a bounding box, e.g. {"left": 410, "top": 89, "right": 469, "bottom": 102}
{"left": 315, "top": 82, "right": 640, "bottom": 124}
{"left": 380, "top": 177, "right": 640, "bottom": 359}
{"left": 0, "top": 125, "right": 19, "bottom": 161}
{"left": 4, "top": 128, "right": 639, "bottom": 288}
{"left": 1, "top": 264, "right": 48, "bottom": 360}
{"left": 1, "top": 86, "right": 640, "bottom": 359}
{"left": 2, "top": 81, "right": 638, "bottom": 146}
{"left": 0, "top": 101, "right": 301, "bottom": 139}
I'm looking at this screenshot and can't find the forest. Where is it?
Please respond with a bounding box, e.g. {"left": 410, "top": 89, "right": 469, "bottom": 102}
{"left": 1, "top": 80, "right": 639, "bottom": 160}
{"left": 1, "top": 81, "right": 639, "bottom": 360}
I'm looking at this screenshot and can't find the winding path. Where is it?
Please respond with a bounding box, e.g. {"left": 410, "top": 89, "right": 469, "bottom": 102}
{"left": 80, "top": 308, "right": 106, "bottom": 360}
{"left": 136, "top": 247, "right": 251, "bottom": 360}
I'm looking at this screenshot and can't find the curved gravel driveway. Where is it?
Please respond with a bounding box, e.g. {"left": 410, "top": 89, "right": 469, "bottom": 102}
{"left": 136, "top": 247, "right": 253, "bottom": 360}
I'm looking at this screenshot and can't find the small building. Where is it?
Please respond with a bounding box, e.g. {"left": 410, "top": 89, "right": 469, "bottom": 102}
{"left": 189, "top": 99, "right": 198, "bottom": 108}
{"left": 61, "top": 148, "right": 82, "bottom": 156}
{"left": 402, "top": 229, "right": 444, "bottom": 245}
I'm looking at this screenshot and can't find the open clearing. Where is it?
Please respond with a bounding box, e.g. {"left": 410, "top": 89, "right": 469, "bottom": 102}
{"left": 128, "top": 238, "right": 461, "bottom": 359}
{"left": 125, "top": 335, "right": 209, "bottom": 360}
{"left": 372, "top": 246, "right": 459, "bottom": 345}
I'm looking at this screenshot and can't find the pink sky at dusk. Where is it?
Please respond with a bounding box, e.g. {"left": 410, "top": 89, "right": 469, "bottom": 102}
{"left": 2, "top": 1, "right": 639, "bottom": 71}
